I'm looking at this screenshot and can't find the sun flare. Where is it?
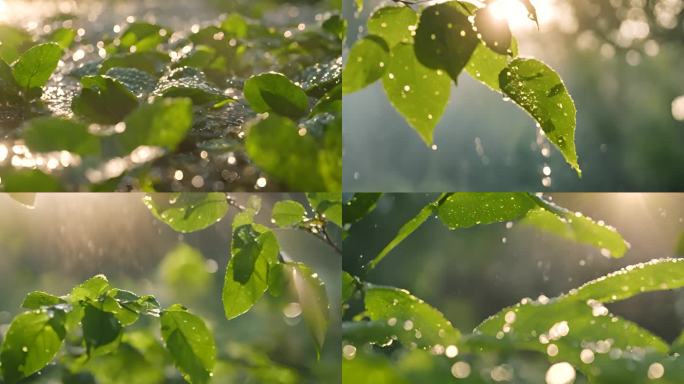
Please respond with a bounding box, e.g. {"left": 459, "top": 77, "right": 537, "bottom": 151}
{"left": 486, "top": 0, "right": 558, "bottom": 30}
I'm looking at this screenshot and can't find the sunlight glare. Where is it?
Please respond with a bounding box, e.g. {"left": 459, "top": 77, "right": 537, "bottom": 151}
{"left": 487, "top": 0, "right": 559, "bottom": 31}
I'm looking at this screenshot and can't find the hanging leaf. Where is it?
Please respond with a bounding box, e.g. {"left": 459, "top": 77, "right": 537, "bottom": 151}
{"left": 382, "top": 43, "right": 450, "bottom": 145}
{"left": 500, "top": 58, "right": 580, "bottom": 174}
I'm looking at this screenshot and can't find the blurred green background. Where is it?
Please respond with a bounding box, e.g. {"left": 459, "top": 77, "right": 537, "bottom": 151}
{"left": 0, "top": 193, "right": 340, "bottom": 383}
{"left": 343, "top": 0, "right": 684, "bottom": 191}
{"left": 343, "top": 193, "right": 684, "bottom": 342}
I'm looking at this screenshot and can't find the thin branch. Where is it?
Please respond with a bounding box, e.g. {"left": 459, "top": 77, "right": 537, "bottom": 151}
{"left": 225, "top": 194, "right": 341, "bottom": 256}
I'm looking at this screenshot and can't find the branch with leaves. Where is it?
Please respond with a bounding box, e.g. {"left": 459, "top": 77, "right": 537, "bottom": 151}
{"left": 344, "top": 0, "right": 580, "bottom": 174}
{"left": 143, "top": 192, "right": 341, "bottom": 355}
{"left": 342, "top": 193, "right": 684, "bottom": 383}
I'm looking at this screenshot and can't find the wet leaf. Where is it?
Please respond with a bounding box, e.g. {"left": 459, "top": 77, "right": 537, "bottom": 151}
{"left": 70, "top": 275, "right": 111, "bottom": 302}
{"left": 307, "top": 193, "right": 342, "bottom": 227}
{"left": 342, "top": 36, "right": 388, "bottom": 94}
{"left": 82, "top": 304, "right": 123, "bottom": 356}
{"left": 438, "top": 192, "right": 537, "bottom": 229}
{"left": 343, "top": 193, "right": 382, "bottom": 226}
{"left": 500, "top": 58, "right": 580, "bottom": 174}
{"left": 0, "top": 59, "right": 21, "bottom": 102}
{"left": 243, "top": 72, "right": 309, "bottom": 119}
{"left": 0, "top": 309, "right": 66, "bottom": 384}
{"left": 245, "top": 114, "right": 326, "bottom": 191}
{"left": 143, "top": 193, "right": 229, "bottom": 233}
{"left": 526, "top": 197, "right": 630, "bottom": 257}
{"left": 414, "top": 2, "right": 479, "bottom": 82}
{"left": 368, "top": 197, "right": 439, "bottom": 270}
{"left": 72, "top": 75, "right": 139, "bottom": 124}
{"left": 382, "top": 43, "right": 450, "bottom": 145}
{"left": 22, "top": 117, "right": 101, "bottom": 156}
{"left": 367, "top": 6, "right": 417, "bottom": 48}
{"left": 221, "top": 13, "right": 248, "bottom": 38}
{"left": 161, "top": 304, "right": 216, "bottom": 384}
{"left": 465, "top": 39, "right": 517, "bottom": 91}
{"left": 223, "top": 222, "right": 279, "bottom": 319}
{"left": 100, "top": 51, "right": 170, "bottom": 76}
{"left": 12, "top": 43, "right": 62, "bottom": 91}
{"left": 118, "top": 97, "right": 193, "bottom": 153}
{"left": 21, "top": 291, "right": 66, "bottom": 309}
{"left": 154, "top": 66, "right": 228, "bottom": 105}
{"left": 104, "top": 67, "right": 157, "bottom": 97}
{"left": 272, "top": 200, "right": 307, "bottom": 227}
{"left": 365, "top": 285, "right": 461, "bottom": 349}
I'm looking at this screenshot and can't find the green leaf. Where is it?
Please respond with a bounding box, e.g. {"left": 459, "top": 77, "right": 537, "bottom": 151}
{"left": 473, "top": 6, "right": 512, "bottom": 55}
{"left": 307, "top": 193, "right": 342, "bottom": 227}
{"left": 143, "top": 193, "right": 229, "bottom": 233}
{"left": 22, "top": 117, "right": 101, "bottom": 156}
{"left": 342, "top": 271, "right": 358, "bottom": 303}
{"left": 47, "top": 27, "right": 76, "bottom": 49}
{"left": 500, "top": 58, "right": 580, "bottom": 174}
{"left": 84, "top": 341, "right": 164, "bottom": 384}
{"left": 0, "top": 309, "right": 66, "bottom": 384}
{"left": 382, "top": 43, "right": 450, "bottom": 145}
{"left": 161, "top": 304, "right": 216, "bottom": 384}
{"left": 414, "top": 2, "right": 479, "bottom": 82}
{"left": 368, "top": 195, "right": 442, "bottom": 270}
{"left": 118, "top": 97, "right": 193, "bottom": 153}
{"left": 221, "top": 13, "right": 248, "bottom": 38}
{"left": 571, "top": 258, "right": 684, "bottom": 303}
{"left": 342, "top": 321, "right": 395, "bottom": 346}
{"left": 365, "top": 285, "right": 461, "bottom": 349}
{"left": 71, "top": 75, "right": 139, "bottom": 124}
{"left": 70, "top": 275, "right": 111, "bottom": 302}
{"left": 0, "top": 25, "right": 32, "bottom": 63}
{"left": 367, "top": 6, "right": 417, "bottom": 48}
{"left": 243, "top": 72, "right": 309, "bottom": 119}
{"left": 272, "top": 200, "right": 307, "bottom": 227}
{"left": 437, "top": 192, "right": 537, "bottom": 229}
{"left": 524, "top": 202, "right": 630, "bottom": 257}
{"left": 245, "top": 114, "right": 326, "bottom": 191}
{"left": 0, "top": 59, "right": 20, "bottom": 103}
{"left": 342, "top": 36, "right": 388, "bottom": 94}
{"left": 475, "top": 259, "right": 684, "bottom": 381}
{"left": 284, "top": 262, "right": 330, "bottom": 351}
{"left": 11, "top": 43, "right": 62, "bottom": 90}
{"left": 465, "top": 39, "right": 517, "bottom": 91}
{"left": 100, "top": 51, "right": 170, "bottom": 75}
{"left": 160, "top": 243, "right": 211, "bottom": 297}
{"left": 223, "top": 223, "right": 279, "bottom": 319}
{"left": 154, "top": 66, "right": 228, "bottom": 105}
{"left": 104, "top": 67, "right": 157, "bottom": 97}
{"left": 343, "top": 193, "right": 382, "bottom": 226}
{"left": 82, "top": 304, "right": 123, "bottom": 356}
{"left": 119, "top": 22, "right": 168, "bottom": 53}
{"left": 0, "top": 169, "right": 64, "bottom": 192}
{"left": 21, "top": 291, "right": 65, "bottom": 309}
